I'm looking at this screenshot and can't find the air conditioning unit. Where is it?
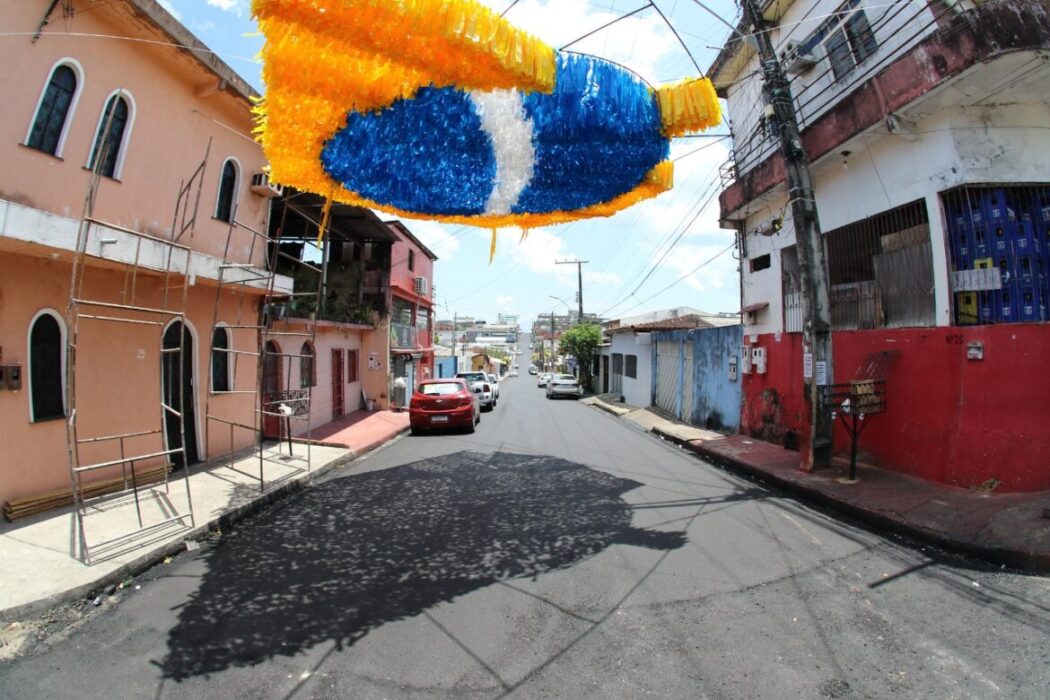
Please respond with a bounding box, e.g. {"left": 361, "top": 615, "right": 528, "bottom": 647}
{"left": 250, "top": 171, "right": 283, "bottom": 198}
{"left": 414, "top": 276, "right": 429, "bottom": 296}
{"left": 780, "top": 40, "right": 818, "bottom": 74}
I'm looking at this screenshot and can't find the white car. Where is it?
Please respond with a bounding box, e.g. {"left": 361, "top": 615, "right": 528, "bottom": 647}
{"left": 455, "top": 371, "right": 496, "bottom": 410}
{"left": 537, "top": 372, "right": 552, "bottom": 388}
{"left": 508, "top": 369, "right": 519, "bottom": 377}
{"left": 546, "top": 374, "right": 583, "bottom": 399}
{"left": 486, "top": 373, "right": 501, "bottom": 399}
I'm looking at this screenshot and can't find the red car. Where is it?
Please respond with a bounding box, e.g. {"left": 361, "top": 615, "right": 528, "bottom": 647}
{"left": 409, "top": 378, "right": 480, "bottom": 434}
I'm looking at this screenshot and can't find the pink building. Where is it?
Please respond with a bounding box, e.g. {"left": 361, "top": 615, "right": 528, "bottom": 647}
{"left": 386, "top": 220, "right": 438, "bottom": 407}
{"left": 0, "top": 1, "right": 287, "bottom": 508}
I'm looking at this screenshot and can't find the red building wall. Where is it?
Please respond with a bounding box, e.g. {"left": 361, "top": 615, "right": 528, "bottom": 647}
{"left": 741, "top": 325, "right": 1050, "bottom": 492}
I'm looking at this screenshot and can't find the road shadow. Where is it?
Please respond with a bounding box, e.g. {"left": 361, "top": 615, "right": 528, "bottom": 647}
{"left": 158, "top": 450, "right": 685, "bottom": 680}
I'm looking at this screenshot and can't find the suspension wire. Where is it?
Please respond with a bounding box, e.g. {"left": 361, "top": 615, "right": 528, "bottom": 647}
{"left": 650, "top": 0, "right": 703, "bottom": 74}
{"left": 501, "top": 0, "right": 519, "bottom": 17}
{"left": 560, "top": 2, "right": 654, "bottom": 50}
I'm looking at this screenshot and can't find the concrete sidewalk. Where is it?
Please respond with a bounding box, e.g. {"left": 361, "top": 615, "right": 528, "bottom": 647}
{"left": 0, "top": 410, "right": 409, "bottom": 619}
{"left": 589, "top": 397, "right": 1050, "bottom": 572}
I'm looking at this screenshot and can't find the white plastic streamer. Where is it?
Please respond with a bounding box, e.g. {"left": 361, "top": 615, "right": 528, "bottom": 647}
{"left": 469, "top": 89, "right": 536, "bottom": 215}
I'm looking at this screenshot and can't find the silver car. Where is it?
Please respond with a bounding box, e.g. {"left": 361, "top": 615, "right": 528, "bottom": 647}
{"left": 546, "top": 374, "right": 582, "bottom": 399}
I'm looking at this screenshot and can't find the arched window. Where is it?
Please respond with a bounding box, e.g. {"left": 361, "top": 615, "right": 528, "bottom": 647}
{"left": 27, "top": 63, "right": 79, "bottom": 156}
{"left": 215, "top": 158, "right": 239, "bottom": 222}
{"left": 88, "top": 92, "right": 131, "bottom": 179}
{"left": 28, "top": 311, "right": 66, "bottom": 422}
{"left": 300, "top": 341, "right": 315, "bottom": 388}
{"left": 211, "top": 326, "right": 231, "bottom": 392}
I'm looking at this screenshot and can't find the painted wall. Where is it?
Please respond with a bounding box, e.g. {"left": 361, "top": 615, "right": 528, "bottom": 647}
{"left": 606, "top": 331, "right": 653, "bottom": 407}
{"left": 741, "top": 326, "right": 1050, "bottom": 492}
{"left": 1, "top": 1, "right": 268, "bottom": 265}
{"left": 653, "top": 325, "right": 744, "bottom": 432}
{"left": 361, "top": 316, "right": 391, "bottom": 410}
{"left": 436, "top": 356, "right": 458, "bottom": 378}
{"left": 0, "top": 253, "right": 260, "bottom": 505}
{"left": 263, "top": 325, "right": 363, "bottom": 435}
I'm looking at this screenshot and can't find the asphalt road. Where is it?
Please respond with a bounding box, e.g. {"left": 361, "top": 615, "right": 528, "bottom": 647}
{"left": 2, "top": 369, "right": 1049, "bottom": 698}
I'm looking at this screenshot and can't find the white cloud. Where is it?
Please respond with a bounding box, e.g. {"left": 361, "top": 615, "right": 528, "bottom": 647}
{"left": 206, "top": 0, "right": 245, "bottom": 14}
{"left": 157, "top": 0, "right": 181, "bottom": 20}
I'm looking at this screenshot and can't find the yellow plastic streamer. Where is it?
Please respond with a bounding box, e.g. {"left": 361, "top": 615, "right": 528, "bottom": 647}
{"left": 655, "top": 78, "right": 722, "bottom": 137}
{"left": 251, "top": 1, "right": 703, "bottom": 230}
{"left": 489, "top": 229, "right": 498, "bottom": 265}
{"left": 253, "top": 0, "right": 557, "bottom": 205}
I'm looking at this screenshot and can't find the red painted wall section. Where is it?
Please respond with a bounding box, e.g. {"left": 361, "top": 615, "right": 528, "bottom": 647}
{"left": 741, "top": 326, "right": 1050, "bottom": 492}
{"left": 741, "top": 333, "right": 807, "bottom": 446}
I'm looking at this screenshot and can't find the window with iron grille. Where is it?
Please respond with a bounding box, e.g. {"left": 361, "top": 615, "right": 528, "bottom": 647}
{"left": 27, "top": 64, "right": 77, "bottom": 156}
{"left": 824, "top": 199, "right": 933, "bottom": 329}
{"left": 211, "top": 326, "right": 231, "bottom": 392}
{"left": 300, "top": 341, "right": 315, "bottom": 388}
{"left": 347, "top": 349, "right": 359, "bottom": 382}
{"left": 88, "top": 94, "right": 130, "bottom": 178}
{"left": 29, "top": 312, "right": 65, "bottom": 422}
{"left": 215, "top": 159, "right": 238, "bottom": 222}
{"left": 612, "top": 353, "right": 624, "bottom": 375}
{"left": 822, "top": 1, "right": 878, "bottom": 81}
{"left": 625, "top": 354, "right": 637, "bottom": 379}
{"left": 795, "top": 0, "right": 878, "bottom": 82}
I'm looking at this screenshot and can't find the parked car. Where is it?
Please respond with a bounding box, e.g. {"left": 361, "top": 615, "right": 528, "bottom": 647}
{"left": 507, "top": 369, "right": 519, "bottom": 377}
{"left": 546, "top": 374, "right": 583, "bottom": 399}
{"left": 409, "top": 379, "right": 479, "bottom": 434}
{"left": 455, "top": 371, "right": 496, "bottom": 410}
{"left": 486, "top": 373, "right": 501, "bottom": 399}
{"left": 537, "top": 372, "right": 552, "bottom": 387}
{"left": 528, "top": 366, "right": 538, "bottom": 375}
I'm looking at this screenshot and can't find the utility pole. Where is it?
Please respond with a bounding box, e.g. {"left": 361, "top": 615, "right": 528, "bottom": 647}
{"left": 555, "top": 259, "right": 588, "bottom": 322}
{"left": 741, "top": 0, "right": 833, "bottom": 470}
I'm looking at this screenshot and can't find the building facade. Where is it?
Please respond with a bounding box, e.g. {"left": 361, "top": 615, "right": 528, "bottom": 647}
{"left": 711, "top": 0, "right": 1050, "bottom": 490}
{"left": 0, "top": 0, "right": 286, "bottom": 506}
{"left": 387, "top": 220, "right": 437, "bottom": 407}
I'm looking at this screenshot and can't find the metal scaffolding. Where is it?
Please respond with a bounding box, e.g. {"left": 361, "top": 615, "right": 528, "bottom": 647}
{"left": 203, "top": 193, "right": 321, "bottom": 491}
{"left": 63, "top": 127, "right": 206, "bottom": 564}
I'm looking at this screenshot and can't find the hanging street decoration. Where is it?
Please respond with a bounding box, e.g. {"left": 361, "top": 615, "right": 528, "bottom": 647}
{"left": 253, "top": 0, "right": 721, "bottom": 234}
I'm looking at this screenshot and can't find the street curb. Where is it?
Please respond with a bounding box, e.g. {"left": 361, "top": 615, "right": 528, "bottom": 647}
{"left": 587, "top": 399, "right": 633, "bottom": 417}
{"left": 1, "top": 426, "right": 409, "bottom": 621}
{"left": 650, "top": 425, "right": 1050, "bottom": 573}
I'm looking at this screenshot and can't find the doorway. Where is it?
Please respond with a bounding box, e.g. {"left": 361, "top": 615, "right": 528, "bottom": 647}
{"left": 332, "top": 348, "right": 344, "bottom": 419}
{"left": 162, "top": 320, "right": 200, "bottom": 468}
{"left": 262, "top": 340, "right": 282, "bottom": 438}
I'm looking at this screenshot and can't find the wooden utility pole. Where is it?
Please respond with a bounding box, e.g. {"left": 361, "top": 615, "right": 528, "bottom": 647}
{"left": 555, "top": 259, "right": 588, "bottom": 321}
{"left": 741, "top": 0, "right": 834, "bottom": 469}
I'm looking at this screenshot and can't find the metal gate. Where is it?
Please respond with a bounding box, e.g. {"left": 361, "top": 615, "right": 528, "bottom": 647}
{"left": 681, "top": 343, "right": 694, "bottom": 422}
{"left": 654, "top": 341, "right": 680, "bottom": 416}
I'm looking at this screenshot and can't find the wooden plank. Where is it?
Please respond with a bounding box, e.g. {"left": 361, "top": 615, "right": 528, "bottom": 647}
{"left": 3, "top": 464, "right": 173, "bottom": 521}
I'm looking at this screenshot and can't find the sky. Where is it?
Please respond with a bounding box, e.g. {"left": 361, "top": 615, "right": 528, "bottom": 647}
{"left": 157, "top": 0, "right": 743, "bottom": 328}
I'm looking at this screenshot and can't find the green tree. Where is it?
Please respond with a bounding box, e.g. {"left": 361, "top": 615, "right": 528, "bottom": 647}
{"left": 558, "top": 323, "right": 602, "bottom": 391}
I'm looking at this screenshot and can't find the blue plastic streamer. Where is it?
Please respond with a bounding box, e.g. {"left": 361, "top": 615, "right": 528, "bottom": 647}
{"left": 320, "top": 53, "right": 669, "bottom": 217}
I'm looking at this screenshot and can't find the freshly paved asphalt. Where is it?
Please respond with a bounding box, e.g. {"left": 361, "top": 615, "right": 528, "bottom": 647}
{"left": 2, "top": 365, "right": 1049, "bottom": 698}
